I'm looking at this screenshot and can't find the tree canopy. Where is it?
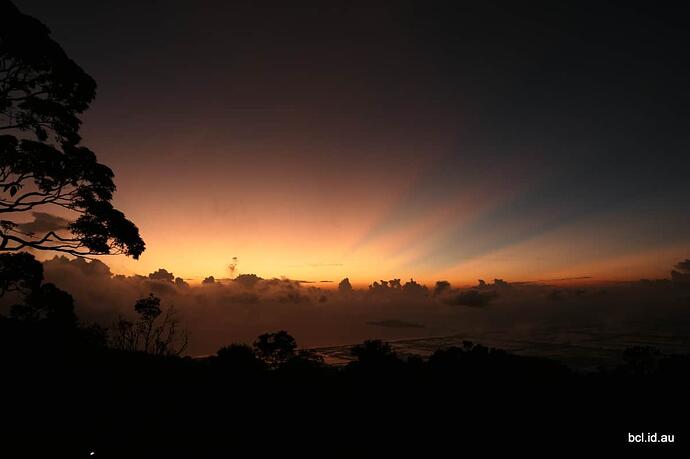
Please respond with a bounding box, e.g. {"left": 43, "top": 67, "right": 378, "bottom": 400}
{"left": 253, "top": 330, "right": 297, "bottom": 369}
{"left": 0, "top": 0, "right": 144, "bottom": 258}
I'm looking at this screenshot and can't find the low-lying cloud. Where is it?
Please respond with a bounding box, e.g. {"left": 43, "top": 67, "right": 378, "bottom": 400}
{"left": 3, "top": 256, "right": 690, "bottom": 356}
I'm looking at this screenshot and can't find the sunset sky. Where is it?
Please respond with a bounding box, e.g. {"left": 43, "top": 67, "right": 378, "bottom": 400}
{"left": 17, "top": 1, "right": 690, "bottom": 285}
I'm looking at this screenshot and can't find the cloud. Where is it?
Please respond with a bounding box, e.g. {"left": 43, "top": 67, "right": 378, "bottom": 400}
{"left": 46, "top": 256, "right": 111, "bottom": 277}
{"left": 433, "top": 280, "right": 451, "bottom": 297}
{"left": 233, "top": 273, "right": 262, "bottom": 289}
{"left": 675, "top": 260, "right": 690, "bottom": 273}
{"left": 367, "top": 278, "right": 429, "bottom": 298}
{"left": 3, "top": 256, "right": 689, "bottom": 357}
{"left": 446, "top": 289, "right": 496, "bottom": 307}
{"left": 16, "top": 212, "right": 70, "bottom": 234}
{"left": 367, "top": 319, "right": 425, "bottom": 329}
{"left": 338, "top": 278, "right": 353, "bottom": 293}
{"left": 149, "top": 268, "right": 174, "bottom": 282}
{"left": 537, "top": 276, "right": 593, "bottom": 282}
{"left": 228, "top": 257, "right": 238, "bottom": 277}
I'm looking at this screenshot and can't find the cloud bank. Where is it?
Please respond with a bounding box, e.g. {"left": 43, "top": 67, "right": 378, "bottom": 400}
{"left": 3, "top": 256, "right": 690, "bottom": 356}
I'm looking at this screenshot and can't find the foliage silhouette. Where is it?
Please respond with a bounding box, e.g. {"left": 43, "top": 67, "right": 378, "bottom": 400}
{"left": 215, "top": 343, "right": 266, "bottom": 373}
{"left": 0, "top": 251, "right": 75, "bottom": 327}
{"left": 111, "top": 293, "right": 188, "bottom": 356}
{"left": 253, "top": 330, "right": 297, "bottom": 369}
{"left": 0, "top": 1, "right": 144, "bottom": 258}
{"left": 348, "top": 339, "right": 402, "bottom": 375}
{"left": 0, "top": 252, "right": 42, "bottom": 296}
{"left": 280, "top": 349, "right": 326, "bottom": 373}
{"left": 10, "top": 281, "right": 75, "bottom": 325}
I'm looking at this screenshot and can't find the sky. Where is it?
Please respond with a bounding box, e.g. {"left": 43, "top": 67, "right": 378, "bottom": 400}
{"left": 14, "top": 1, "right": 690, "bottom": 285}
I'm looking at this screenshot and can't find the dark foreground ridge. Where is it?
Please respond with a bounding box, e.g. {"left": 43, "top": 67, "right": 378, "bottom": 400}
{"left": 1, "top": 309, "right": 688, "bottom": 456}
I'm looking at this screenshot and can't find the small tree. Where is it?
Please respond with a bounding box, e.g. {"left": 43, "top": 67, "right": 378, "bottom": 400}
{"left": 253, "top": 330, "right": 297, "bottom": 369}
{"left": 112, "top": 294, "right": 188, "bottom": 356}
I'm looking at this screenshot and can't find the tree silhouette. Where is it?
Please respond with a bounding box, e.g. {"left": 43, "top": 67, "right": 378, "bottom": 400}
{"left": 0, "top": 252, "right": 42, "bottom": 296}
{"left": 0, "top": 1, "right": 144, "bottom": 258}
{"left": 112, "top": 294, "right": 188, "bottom": 356}
{"left": 215, "top": 343, "right": 266, "bottom": 372}
{"left": 349, "top": 339, "right": 400, "bottom": 370}
{"left": 253, "top": 330, "right": 297, "bottom": 369}
{"left": 281, "top": 349, "right": 326, "bottom": 372}
{"left": 0, "top": 250, "right": 75, "bottom": 324}
{"left": 11, "top": 281, "right": 76, "bottom": 325}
